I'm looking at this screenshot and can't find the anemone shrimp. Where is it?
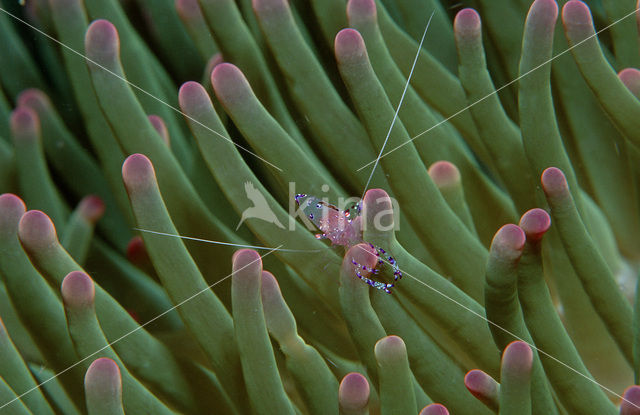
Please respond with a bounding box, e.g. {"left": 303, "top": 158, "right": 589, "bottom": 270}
{"left": 294, "top": 194, "right": 401, "bottom": 293}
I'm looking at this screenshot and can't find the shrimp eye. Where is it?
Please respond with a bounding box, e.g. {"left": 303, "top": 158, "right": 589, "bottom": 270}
{"left": 308, "top": 213, "right": 314, "bottom": 219}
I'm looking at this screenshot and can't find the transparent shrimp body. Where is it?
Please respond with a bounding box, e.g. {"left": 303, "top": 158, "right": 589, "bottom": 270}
{"left": 295, "top": 194, "right": 401, "bottom": 293}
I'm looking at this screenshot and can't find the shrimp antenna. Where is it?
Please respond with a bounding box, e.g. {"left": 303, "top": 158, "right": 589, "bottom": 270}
{"left": 133, "top": 228, "right": 325, "bottom": 253}
{"left": 359, "top": 10, "right": 436, "bottom": 202}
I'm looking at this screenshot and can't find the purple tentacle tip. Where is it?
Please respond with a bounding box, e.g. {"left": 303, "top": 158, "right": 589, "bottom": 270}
{"left": 562, "top": 0, "right": 592, "bottom": 27}
{"left": 519, "top": 208, "right": 551, "bottom": 242}
{"left": 148, "top": 115, "right": 170, "bottom": 146}
{"left": 374, "top": 335, "right": 406, "bottom": 359}
{"left": 85, "top": 19, "right": 120, "bottom": 61}
{"left": 464, "top": 369, "right": 498, "bottom": 409}
{"left": 420, "top": 403, "right": 450, "bottom": 415}
{"left": 77, "top": 196, "right": 106, "bottom": 224}
{"left": 178, "top": 81, "right": 210, "bottom": 113}
{"left": 260, "top": 271, "right": 281, "bottom": 301}
{"left": 211, "top": 63, "right": 252, "bottom": 103}
{"left": 339, "top": 372, "right": 369, "bottom": 410}
{"left": 619, "top": 68, "right": 640, "bottom": 97}
{"left": 122, "top": 153, "right": 157, "bottom": 191}
{"left": 252, "top": 0, "right": 289, "bottom": 15}
{"left": 61, "top": 271, "right": 96, "bottom": 309}
{"left": 529, "top": 0, "right": 559, "bottom": 22}
{"left": 335, "top": 28, "right": 366, "bottom": 61}
{"left": 17, "top": 89, "right": 51, "bottom": 112}
{"left": 491, "top": 224, "right": 526, "bottom": 259}
{"left": 502, "top": 340, "right": 533, "bottom": 373}
{"left": 126, "top": 236, "right": 148, "bottom": 264}
{"left": 541, "top": 166, "right": 569, "bottom": 197}
{"left": 0, "top": 194, "right": 26, "bottom": 232}
{"left": 454, "top": 8, "right": 481, "bottom": 38}
{"left": 85, "top": 358, "right": 122, "bottom": 399}
{"left": 346, "top": 243, "right": 378, "bottom": 273}
{"left": 620, "top": 385, "right": 640, "bottom": 415}
{"left": 428, "top": 161, "right": 461, "bottom": 189}
{"left": 232, "top": 249, "right": 263, "bottom": 283}
{"left": 347, "top": 0, "right": 377, "bottom": 22}
{"left": 10, "top": 107, "right": 40, "bottom": 140}
{"left": 18, "top": 210, "right": 58, "bottom": 250}
{"left": 175, "top": 0, "right": 201, "bottom": 20}
{"left": 204, "top": 53, "right": 224, "bottom": 80}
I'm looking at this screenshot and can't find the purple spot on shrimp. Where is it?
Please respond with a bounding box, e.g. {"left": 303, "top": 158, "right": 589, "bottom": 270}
{"left": 294, "top": 194, "right": 307, "bottom": 205}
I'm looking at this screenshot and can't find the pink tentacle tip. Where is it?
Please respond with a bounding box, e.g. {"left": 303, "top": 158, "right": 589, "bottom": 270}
{"left": 211, "top": 63, "right": 249, "bottom": 100}
{"left": 0, "top": 194, "right": 26, "bottom": 219}
{"left": 464, "top": 369, "right": 497, "bottom": 397}
{"left": 85, "top": 19, "right": 119, "bottom": 57}
{"left": 148, "top": 115, "right": 169, "bottom": 143}
{"left": 232, "top": 249, "right": 262, "bottom": 275}
{"left": 77, "top": 196, "right": 105, "bottom": 224}
{"left": 420, "top": 403, "right": 450, "bottom": 415}
{"left": 87, "top": 357, "right": 120, "bottom": 378}
{"left": 363, "top": 188, "right": 390, "bottom": 203}
{"left": 375, "top": 335, "right": 406, "bottom": 357}
{"left": 346, "top": 0, "right": 377, "bottom": 21}
{"left": 260, "top": 271, "right": 280, "bottom": 298}
{"left": 531, "top": 0, "right": 560, "bottom": 14}
{"left": 122, "top": 153, "right": 156, "bottom": 188}
{"left": 339, "top": 372, "right": 369, "bottom": 409}
{"left": 362, "top": 188, "right": 392, "bottom": 213}
{"left": 178, "top": 81, "right": 209, "bottom": 111}
{"left": 335, "top": 28, "right": 366, "bottom": 59}
{"left": 525, "top": 0, "right": 559, "bottom": 34}
{"left": 232, "top": 247, "right": 257, "bottom": 261}
{"left": 205, "top": 53, "right": 224, "bottom": 77}
{"left": 347, "top": 243, "right": 378, "bottom": 271}
{"left": 61, "top": 271, "right": 95, "bottom": 308}
{"left": 17, "top": 88, "right": 50, "bottom": 110}
{"left": 492, "top": 224, "right": 526, "bottom": 255}
{"left": 454, "top": 8, "right": 481, "bottom": 36}
{"left": 252, "top": 0, "right": 288, "bottom": 15}
{"left": 428, "top": 161, "right": 461, "bottom": 188}
{"left": 85, "top": 358, "right": 122, "bottom": 391}
{"left": 126, "top": 236, "right": 147, "bottom": 262}
{"left": 10, "top": 107, "right": 40, "bottom": 137}
{"left": 620, "top": 385, "right": 640, "bottom": 415}
{"left": 562, "top": 0, "right": 592, "bottom": 26}
{"left": 519, "top": 208, "right": 551, "bottom": 241}
{"left": 541, "top": 166, "right": 569, "bottom": 196}
{"left": 18, "top": 210, "right": 58, "bottom": 249}
{"left": 502, "top": 341, "right": 533, "bottom": 372}
{"left": 211, "top": 62, "right": 240, "bottom": 81}
{"left": 618, "top": 68, "right": 640, "bottom": 96}
{"left": 619, "top": 68, "right": 640, "bottom": 82}
{"left": 175, "top": 0, "right": 200, "bottom": 19}
{"left": 362, "top": 189, "right": 394, "bottom": 229}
